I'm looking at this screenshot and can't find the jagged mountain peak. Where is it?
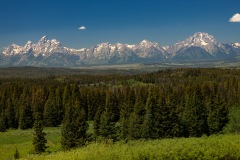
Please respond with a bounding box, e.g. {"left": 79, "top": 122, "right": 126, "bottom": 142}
{"left": 51, "top": 39, "right": 60, "bottom": 44}
{"left": 139, "top": 39, "right": 158, "bottom": 47}
{"left": 2, "top": 43, "right": 25, "bottom": 56}
{"left": 10, "top": 43, "right": 20, "bottom": 47}
{"left": 39, "top": 35, "right": 48, "bottom": 43}
{"left": 140, "top": 39, "right": 151, "bottom": 44}
{"left": 0, "top": 32, "right": 239, "bottom": 67}
{"left": 25, "top": 40, "right": 33, "bottom": 45}
{"left": 232, "top": 42, "right": 240, "bottom": 48}
{"left": 193, "top": 32, "right": 213, "bottom": 37}
{"left": 37, "top": 36, "right": 61, "bottom": 45}
{"left": 97, "top": 42, "right": 110, "bottom": 46}
{"left": 24, "top": 41, "right": 34, "bottom": 50}
{"left": 185, "top": 32, "right": 217, "bottom": 46}
{"left": 167, "top": 32, "right": 224, "bottom": 55}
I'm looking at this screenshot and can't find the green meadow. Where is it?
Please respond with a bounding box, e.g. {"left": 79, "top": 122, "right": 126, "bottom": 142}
{"left": 0, "top": 128, "right": 61, "bottom": 160}
{"left": 1, "top": 127, "right": 240, "bottom": 160}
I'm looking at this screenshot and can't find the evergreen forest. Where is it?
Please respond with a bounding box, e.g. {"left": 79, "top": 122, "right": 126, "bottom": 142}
{"left": 1, "top": 68, "right": 240, "bottom": 152}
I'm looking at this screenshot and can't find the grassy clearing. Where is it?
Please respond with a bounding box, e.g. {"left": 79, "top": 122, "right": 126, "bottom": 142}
{"left": 23, "top": 135, "right": 240, "bottom": 160}
{"left": 26, "top": 134, "right": 240, "bottom": 160}
{"left": 2, "top": 128, "right": 240, "bottom": 160}
{"left": 0, "top": 127, "right": 61, "bottom": 160}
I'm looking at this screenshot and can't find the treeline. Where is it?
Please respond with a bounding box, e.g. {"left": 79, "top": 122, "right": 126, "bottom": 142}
{"left": 0, "top": 68, "right": 240, "bottom": 147}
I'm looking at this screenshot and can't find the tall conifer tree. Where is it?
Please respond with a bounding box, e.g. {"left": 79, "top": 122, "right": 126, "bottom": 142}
{"left": 99, "top": 91, "right": 119, "bottom": 141}
{"left": 142, "top": 88, "right": 157, "bottom": 139}
{"left": 61, "top": 100, "right": 88, "bottom": 150}
{"left": 128, "top": 93, "right": 145, "bottom": 140}
{"left": 19, "top": 87, "right": 33, "bottom": 130}
{"left": 44, "top": 88, "right": 60, "bottom": 127}
{"left": 32, "top": 112, "right": 48, "bottom": 154}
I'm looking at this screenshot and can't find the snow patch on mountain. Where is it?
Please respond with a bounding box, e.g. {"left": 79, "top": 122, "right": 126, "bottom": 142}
{"left": 0, "top": 32, "right": 239, "bottom": 67}
{"left": 232, "top": 43, "right": 240, "bottom": 48}
{"left": 166, "top": 32, "right": 227, "bottom": 56}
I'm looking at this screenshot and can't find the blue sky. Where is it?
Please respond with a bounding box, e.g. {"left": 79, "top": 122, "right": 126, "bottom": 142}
{"left": 0, "top": 0, "right": 239, "bottom": 50}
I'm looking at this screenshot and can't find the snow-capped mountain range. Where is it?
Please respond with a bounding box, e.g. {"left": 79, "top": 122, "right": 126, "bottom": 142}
{"left": 1, "top": 32, "right": 240, "bottom": 67}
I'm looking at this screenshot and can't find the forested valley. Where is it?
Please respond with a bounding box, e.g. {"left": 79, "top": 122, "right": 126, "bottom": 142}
{"left": 1, "top": 68, "right": 240, "bottom": 152}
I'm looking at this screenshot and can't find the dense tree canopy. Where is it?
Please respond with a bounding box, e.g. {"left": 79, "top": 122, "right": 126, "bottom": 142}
{"left": 0, "top": 68, "right": 240, "bottom": 141}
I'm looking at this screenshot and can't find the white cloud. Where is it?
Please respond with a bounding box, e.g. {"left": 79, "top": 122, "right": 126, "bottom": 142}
{"left": 229, "top": 13, "right": 240, "bottom": 22}
{"left": 78, "top": 26, "right": 86, "bottom": 30}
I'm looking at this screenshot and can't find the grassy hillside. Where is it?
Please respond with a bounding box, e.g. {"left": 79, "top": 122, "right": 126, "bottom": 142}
{"left": 0, "top": 128, "right": 61, "bottom": 160}
{"left": 1, "top": 128, "right": 240, "bottom": 159}
{"left": 24, "top": 134, "right": 240, "bottom": 160}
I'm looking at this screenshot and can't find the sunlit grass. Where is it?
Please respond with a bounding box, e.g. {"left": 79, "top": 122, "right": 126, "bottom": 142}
{"left": 24, "top": 134, "right": 240, "bottom": 160}
{"left": 1, "top": 128, "right": 240, "bottom": 160}
{"left": 0, "top": 127, "right": 61, "bottom": 160}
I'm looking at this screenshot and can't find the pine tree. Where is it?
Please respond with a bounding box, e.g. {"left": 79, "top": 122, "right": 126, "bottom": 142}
{"left": 44, "top": 88, "right": 60, "bottom": 127}
{"left": 61, "top": 101, "right": 88, "bottom": 150}
{"left": 93, "top": 90, "right": 106, "bottom": 138}
{"left": 99, "top": 111, "right": 115, "bottom": 139}
{"left": 207, "top": 95, "right": 228, "bottom": 134}
{"left": 32, "top": 88, "right": 46, "bottom": 116}
{"left": 14, "top": 147, "right": 20, "bottom": 159}
{"left": 61, "top": 103, "right": 73, "bottom": 150}
{"left": 155, "top": 95, "right": 168, "bottom": 138}
{"left": 19, "top": 87, "right": 33, "bottom": 130}
{"left": 99, "top": 91, "right": 119, "bottom": 141}
{"left": 93, "top": 106, "right": 103, "bottom": 138}
{"left": 160, "top": 93, "right": 184, "bottom": 138}
{"left": 119, "top": 88, "right": 135, "bottom": 139}
{"left": 13, "top": 99, "right": 19, "bottom": 129}
{"left": 19, "top": 97, "right": 33, "bottom": 129}
{"left": 0, "top": 111, "right": 6, "bottom": 132}
{"left": 55, "top": 86, "right": 63, "bottom": 122}
{"left": 6, "top": 98, "right": 15, "bottom": 129}
{"left": 184, "top": 86, "right": 209, "bottom": 137}
{"left": 87, "top": 90, "right": 97, "bottom": 121}
{"left": 74, "top": 107, "right": 88, "bottom": 147}
{"left": 223, "top": 106, "right": 240, "bottom": 134}
{"left": 142, "top": 88, "right": 157, "bottom": 139}
{"left": 128, "top": 93, "right": 145, "bottom": 140}
{"left": 32, "top": 112, "right": 48, "bottom": 154}
{"left": 62, "top": 84, "right": 71, "bottom": 106}
{"left": 119, "top": 96, "right": 130, "bottom": 139}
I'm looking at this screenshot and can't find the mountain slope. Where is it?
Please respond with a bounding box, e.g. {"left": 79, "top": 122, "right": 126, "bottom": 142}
{"left": 167, "top": 32, "right": 237, "bottom": 60}
{"left": 0, "top": 32, "right": 239, "bottom": 67}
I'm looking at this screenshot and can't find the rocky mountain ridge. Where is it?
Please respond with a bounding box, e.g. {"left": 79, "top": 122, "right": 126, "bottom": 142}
{"left": 1, "top": 32, "right": 239, "bottom": 67}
